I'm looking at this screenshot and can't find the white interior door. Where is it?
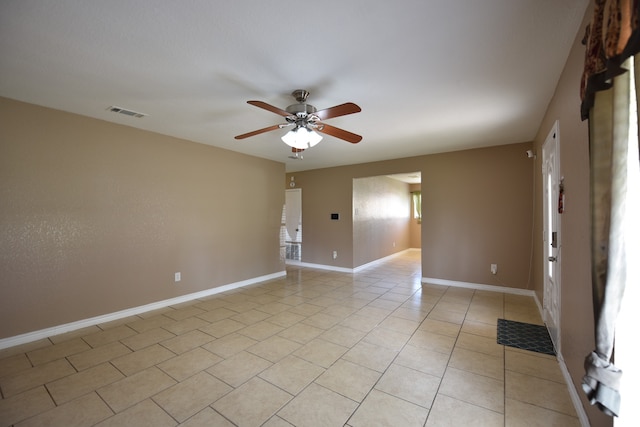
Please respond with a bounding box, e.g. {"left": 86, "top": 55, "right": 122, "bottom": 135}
{"left": 542, "top": 121, "right": 561, "bottom": 352}
{"left": 285, "top": 189, "right": 302, "bottom": 260}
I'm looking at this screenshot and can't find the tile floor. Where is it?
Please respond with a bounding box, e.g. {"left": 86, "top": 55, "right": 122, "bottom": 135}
{"left": 0, "top": 250, "right": 581, "bottom": 426}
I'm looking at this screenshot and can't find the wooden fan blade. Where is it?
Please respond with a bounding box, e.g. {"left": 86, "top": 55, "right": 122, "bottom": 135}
{"left": 291, "top": 148, "right": 305, "bottom": 153}
{"left": 235, "top": 124, "right": 282, "bottom": 139}
{"left": 314, "top": 102, "right": 361, "bottom": 120}
{"left": 247, "top": 100, "right": 291, "bottom": 117}
{"left": 317, "top": 123, "right": 362, "bottom": 144}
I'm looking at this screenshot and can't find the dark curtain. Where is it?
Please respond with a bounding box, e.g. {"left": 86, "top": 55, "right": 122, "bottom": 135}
{"left": 580, "top": 0, "right": 640, "bottom": 418}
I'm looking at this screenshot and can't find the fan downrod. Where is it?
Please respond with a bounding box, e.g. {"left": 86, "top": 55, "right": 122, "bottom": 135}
{"left": 292, "top": 89, "right": 310, "bottom": 103}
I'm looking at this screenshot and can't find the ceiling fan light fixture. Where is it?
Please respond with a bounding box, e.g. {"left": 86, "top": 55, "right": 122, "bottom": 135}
{"left": 281, "top": 127, "right": 322, "bottom": 149}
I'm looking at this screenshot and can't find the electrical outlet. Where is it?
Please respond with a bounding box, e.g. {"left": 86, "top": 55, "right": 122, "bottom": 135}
{"left": 175, "top": 272, "right": 181, "bottom": 282}
{"left": 490, "top": 264, "right": 497, "bottom": 275}
{"left": 332, "top": 251, "right": 338, "bottom": 260}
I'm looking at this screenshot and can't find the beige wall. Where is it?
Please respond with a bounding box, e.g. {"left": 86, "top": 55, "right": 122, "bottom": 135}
{"left": 0, "top": 97, "right": 285, "bottom": 339}
{"left": 531, "top": 3, "right": 609, "bottom": 426}
{"left": 353, "top": 176, "right": 411, "bottom": 267}
{"left": 286, "top": 141, "right": 533, "bottom": 288}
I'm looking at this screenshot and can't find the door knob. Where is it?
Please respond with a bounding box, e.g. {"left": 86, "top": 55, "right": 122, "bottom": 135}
{"left": 548, "top": 256, "right": 557, "bottom": 262}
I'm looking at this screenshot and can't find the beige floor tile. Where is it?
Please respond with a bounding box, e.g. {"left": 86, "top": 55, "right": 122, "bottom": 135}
{"left": 318, "top": 325, "right": 367, "bottom": 348}
{"left": 157, "top": 347, "right": 222, "bottom": 381}
{"left": 247, "top": 335, "right": 301, "bottom": 363}
{"left": 439, "top": 367, "right": 504, "bottom": 413}
{"left": 82, "top": 325, "right": 138, "bottom": 347}
{"left": 17, "top": 392, "right": 113, "bottom": 427}
{"left": 277, "top": 323, "right": 324, "bottom": 344}
{"left": 95, "top": 399, "right": 177, "bottom": 427}
{"left": 395, "top": 344, "right": 449, "bottom": 377}
{"left": 375, "top": 364, "right": 441, "bottom": 408}
{"left": 67, "top": 341, "right": 131, "bottom": 371}
{"left": 301, "top": 312, "right": 341, "bottom": 330}
{"left": 449, "top": 346, "right": 504, "bottom": 380}
{"left": 0, "top": 339, "right": 51, "bottom": 360}
{"left": 321, "top": 304, "right": 359, "bottom": 319}
{"left": 265, "top": 311, "right": 306, "bottom": 328}
{"left": 26, "top": 338, "right": 91, "bottom": 366}
{"left": 0, "top": 358, "right": 76, "bottom": 397}
{"left": 315, "top": 359, "right": 380, "bottom": 402}
{"left": 201, "top": 333, "right": 258, "bottom": 358}
{"left": 125, "top": 315, "right": 176, "bottom": 334}
{"left": 363, "top": 326, "right": 411, "bottom": 351}
{"left": 256, "top": 301, "right": 293, "bottom": 315}
{"left": 259, "top": 355, "right": 325, "bottom": 395}
{"left": 342, "top": 341, "right": 398, "bottom": 372}
{"left": 164, "top": 306, "right": 206, "bottom": 321}
{"left": 0, "top": 386, "right": 55, "bottom": 426}
{"left": 286, "top": 303, "right": 325, "bottom": 317}
{"left": 213, "top": 377, "right": 292, "bottom": 427}
{"left": 293, "top": 338, "right": 349, "bottom": 368}
{"left": 425, "top": 394, "right": 503, "bottom": 427}
{"left": 348, "top": 389, "right": 429, "bottom": 427}
{"left": 365, "top": 298, "right": 402, "bottom": 311}
{"left": 47, "top": 363, "right": 124, "bottom": 405}
{"left": 339, "top": 314, "right": 380, "bottom": 332}
{"left": 377, "top": 316, "right": 420, "bottom": 334}
{"left": 194, "top": 307, "right": 237, "bottom": 323}
{"left": 97, "top": 367, "right": 176, "bottom": 413}
{"left": 426, "top": 307, "right": 466, "bottom": 324}
{"left": 390, "top": 307, "right": 428, "bottom": 322}
{"left": 356, "top": 306, "right": 393, "bottom": 321}
{"left": 418, "top": 318, "right": 462, "bottom": 337}
{"left": 0, "top": 353, "right": 32, "bottom": 378}
{"left": 162, "top": 316, "right": 210, "bottom": 335}
{"left": 408, "top": 330, "right": 456, "bottom": 355}
{"left": 120, "top": 327, "right": 176, "bottom": 351}
{"left": 505, "top": 348, "right": 565, "bottom": 383}
{"left": 455, "top": 331, "right": 504, "bottom": 357}
{"left": 179, "top": 407, "right": 234, "bottom": 427}
{"left": 506, "top": 370, "right": 577, "bottom": 416}
{"left": 111, "top": 344, "right": 175, "bottom": 376}
{"left": 230, "top": 309, "right": 272, "bottom": 325}
{"left": 153, "top": 371, "right": 232, "bottom": 422}
{"left": 160, "top": 330, "right": 214, "bottom": 354}
{"left": 378, "top": 291, "right": 411, "bottom": 303}
{"left": 261, "top": 415, "right": 296, "bottom": 427}
{"left": 505, "top": 398, "right": 581, "bottom": 426}
{"left": 505, "top": 310, "right": 544, "bottom": 325}
{"left": 207, "top": 351, "right": 272, "bottom": 387}
{"left": 461, "top": 319, "right": 497, "bottom": 338}
{"left": 238, "top": 321, "right": 285, "bottom": 341}
{"left": 434, "top": 300, "right": 470, "bottom": 313}
{"left": 278, "top": 383, "right": 358, "bottom": 427}
{"left": 465, "top": 305, "right": 503, "bottom": 324}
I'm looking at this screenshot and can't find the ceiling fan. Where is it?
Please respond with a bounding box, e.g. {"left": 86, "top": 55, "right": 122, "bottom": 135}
{"left": 234, "top": 89, "right": 362, "bottom": 151}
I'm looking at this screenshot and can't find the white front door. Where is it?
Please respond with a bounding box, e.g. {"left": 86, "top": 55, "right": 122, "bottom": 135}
{"left": 542, "top": 121, "right": 561, "bottom": 352}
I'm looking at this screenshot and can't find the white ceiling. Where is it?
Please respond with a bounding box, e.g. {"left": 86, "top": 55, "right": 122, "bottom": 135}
{"left": 0, "top": 1, "right": 588, "bottom": 172}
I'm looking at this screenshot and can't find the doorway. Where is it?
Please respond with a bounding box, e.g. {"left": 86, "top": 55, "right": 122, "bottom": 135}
{"left": 285, "top": 188, "right": 302, "bottom": 261}
{"left": 542, "top": 121, "right": 561, "bottom": 352}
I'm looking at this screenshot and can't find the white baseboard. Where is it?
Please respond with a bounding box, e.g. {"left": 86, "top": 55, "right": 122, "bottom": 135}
{"left": 0, "top": 270, "right": 286, "bottom": 351}
{"left": 422, "top": 276, "right": 589, "bottom": 425}
{"left": 556, "top": 352, "right": 591, "bottom": 426}
{"left": 286, "top": 249, "right": 416, "bottom": 274}
{"left": 421, "top": 277, "right": 536, "bottom": 297}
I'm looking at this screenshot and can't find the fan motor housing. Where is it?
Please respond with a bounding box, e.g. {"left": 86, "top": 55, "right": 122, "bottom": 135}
{"left": 285, "top": 103, "right": 317, "bottom": 116}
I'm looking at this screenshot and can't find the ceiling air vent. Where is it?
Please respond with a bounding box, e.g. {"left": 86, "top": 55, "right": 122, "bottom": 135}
{"left": 107, "top": 106, "right": 147, "bottom": 118}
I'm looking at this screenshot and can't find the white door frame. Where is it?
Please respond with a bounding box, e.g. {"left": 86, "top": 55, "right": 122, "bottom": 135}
{"left": 542, "top": 121, "right": 561, "bottom": 352}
